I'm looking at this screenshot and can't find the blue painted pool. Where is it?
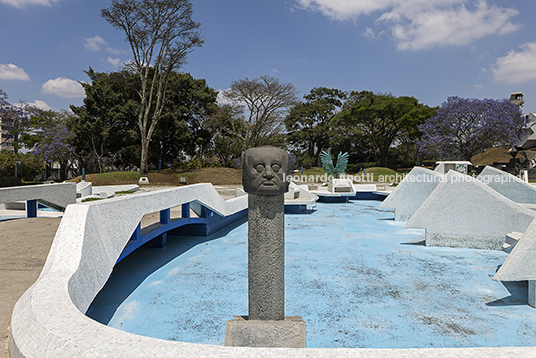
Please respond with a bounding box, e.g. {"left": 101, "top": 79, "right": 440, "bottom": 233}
{"left": 87, "top": 200, "right": 536, "bottom": 348}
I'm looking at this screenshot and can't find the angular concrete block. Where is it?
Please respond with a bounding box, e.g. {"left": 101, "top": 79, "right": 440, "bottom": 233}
{"left": 478, "top": 166, "right": 536, "bottom": 204}
{"left": 406, "top": 170, "right": 536, "bottom": 250}
{"left": 224, "top": 316, "right": 306, "bottom": 348}
{"left": 380, "top": 167, "right": 443, "bottom": 221}
{"left": 494, "top": 216, "right": 536, "bottom": 282}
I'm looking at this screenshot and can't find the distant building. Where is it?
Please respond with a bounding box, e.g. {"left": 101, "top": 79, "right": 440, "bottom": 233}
{"left": 510, "top": 92, "right": 525, "bottom": 108}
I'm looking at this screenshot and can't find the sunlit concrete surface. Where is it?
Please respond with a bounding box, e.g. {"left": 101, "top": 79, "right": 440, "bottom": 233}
{"left": 87, "top": 200, "right": 536, "bottom": 349}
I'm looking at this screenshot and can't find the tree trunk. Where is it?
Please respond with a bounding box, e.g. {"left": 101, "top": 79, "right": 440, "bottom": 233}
{"left": 140, "top": 137, "right": 149, "bottom": 176}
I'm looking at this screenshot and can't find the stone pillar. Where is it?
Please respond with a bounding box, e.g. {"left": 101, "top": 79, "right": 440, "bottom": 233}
{"left": 248, "top": 193, "right": 285, "bottom": 320}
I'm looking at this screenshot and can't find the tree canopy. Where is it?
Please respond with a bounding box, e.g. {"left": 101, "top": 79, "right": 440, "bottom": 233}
{"left": 222, "top": 75, "right": 298, "bottom": 152}
{"left": 418, "top": 96, "right": 527, "bottom": 161}
{"left": 338, "top": 91, "right": 436, "bottom": 167}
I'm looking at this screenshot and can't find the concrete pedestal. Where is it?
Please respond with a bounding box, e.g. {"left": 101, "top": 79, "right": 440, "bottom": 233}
{"left": 224, "top": 316, "right": 306, "bottom": 348}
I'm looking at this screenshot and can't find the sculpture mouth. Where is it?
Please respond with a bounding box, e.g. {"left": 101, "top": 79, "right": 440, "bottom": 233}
{"left": 260, "top": 181, "right": 276, "bottom": 187}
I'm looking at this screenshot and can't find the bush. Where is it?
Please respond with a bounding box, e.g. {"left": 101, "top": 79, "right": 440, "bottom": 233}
{"left": 0, "top": 176, "right": 23, "bottom": 187}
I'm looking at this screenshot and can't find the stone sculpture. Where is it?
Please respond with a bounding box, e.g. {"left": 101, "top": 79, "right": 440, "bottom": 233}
{"left": 225, "top": 146, "right": 306, "bottom": 348}
{"left": 320, "top": 148, "right": 349, "bottom": 178}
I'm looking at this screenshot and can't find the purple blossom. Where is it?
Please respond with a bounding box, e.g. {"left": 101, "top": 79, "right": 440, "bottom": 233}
{"left": 418, "top": 96, "right": 528, "bottom": 161}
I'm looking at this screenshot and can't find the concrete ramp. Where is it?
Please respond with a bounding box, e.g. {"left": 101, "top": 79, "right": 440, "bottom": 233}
{"left": 406, "top": 171, "right": 536, "bottom": 250}
{"left": 379, "top": 167, "right": 443, "bottom": 221}
{"left": 478, "top": 166, "right": 536, "bottom": 204}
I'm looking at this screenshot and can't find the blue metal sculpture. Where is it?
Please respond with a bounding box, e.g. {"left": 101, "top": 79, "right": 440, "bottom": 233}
{"left": 320, "top": 148, "right": 349, "bottom": 178}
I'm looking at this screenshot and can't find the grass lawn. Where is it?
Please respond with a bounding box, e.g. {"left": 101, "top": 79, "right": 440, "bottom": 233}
{"left": 69, "top": 167, "right": 242, "bottom": 186}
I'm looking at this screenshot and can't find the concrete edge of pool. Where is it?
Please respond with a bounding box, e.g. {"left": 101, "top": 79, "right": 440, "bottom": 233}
{"left": 9, "top": 184, "right": 536, "bottom": 357}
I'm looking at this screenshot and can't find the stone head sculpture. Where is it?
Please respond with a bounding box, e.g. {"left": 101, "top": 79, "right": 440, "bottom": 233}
{"left": 242, "top": 146, "right": 290, "bottom": 195}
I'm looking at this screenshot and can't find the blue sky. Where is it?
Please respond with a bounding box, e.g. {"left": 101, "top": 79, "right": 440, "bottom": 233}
{"left": 1, "top": 0, "right": 536, "bottom": 113}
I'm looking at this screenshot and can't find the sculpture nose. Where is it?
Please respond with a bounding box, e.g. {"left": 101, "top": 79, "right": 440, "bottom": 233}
{"left": 264, "top": 166, "right": 274, "bottom": 179}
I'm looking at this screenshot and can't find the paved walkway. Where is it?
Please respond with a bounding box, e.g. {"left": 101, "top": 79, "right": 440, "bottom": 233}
{"left": 0, "top": 216, "right": 61, "bottom": 358}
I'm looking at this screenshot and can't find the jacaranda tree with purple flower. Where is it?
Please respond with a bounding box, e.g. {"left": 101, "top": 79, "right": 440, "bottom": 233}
{"left": 418, "top": 96, "right": 528, "bottom": 161}
{"left": 33, "top": 111, "right": 76, "bottom": 181}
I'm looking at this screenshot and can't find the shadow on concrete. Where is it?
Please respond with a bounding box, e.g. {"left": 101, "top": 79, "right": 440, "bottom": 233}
{"left": 401, "top": 240, "right": 425, "bottom": 246}
{"left": 486, "top": 280, "right": 528, "bottom": 307}
{"left": 86, "top": 216, "right": 247, "bottom": 324}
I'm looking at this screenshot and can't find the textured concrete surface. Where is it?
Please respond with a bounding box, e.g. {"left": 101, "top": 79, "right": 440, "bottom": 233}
{"left": 406, "top": 171, "right": 536, "bottom": 250}
{"left": 247, "top": 194, "right": 285, "bottom": 321}
{"left": 380, "top": 167, "right": 443, "bottom": 221}
{"left": 225, "top": 316, "right": 306, "bottom": 347}
{"left": 478, "top": 166, "right": 536, "bottom": 204}
{"left": 494, "top": 215, "right": 536, "bottom": 281}
{"left": 0, "top": 183, "right": 76, "bottom": 210}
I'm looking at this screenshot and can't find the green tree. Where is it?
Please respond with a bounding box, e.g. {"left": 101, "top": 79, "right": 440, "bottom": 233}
{"left": 339, "top": 91, "right": 435, "bottom": 167}
{"left": 149, "top": 73, "right": 218, "bottom": 166}
{"left": 101, "top": 0, "right": 203, "bottom": 175}
{"left": 285, "top": 87, "right": 347, "bottom": 166}
{"left": 70, "top": 68, "right": 140, "bottom": 173}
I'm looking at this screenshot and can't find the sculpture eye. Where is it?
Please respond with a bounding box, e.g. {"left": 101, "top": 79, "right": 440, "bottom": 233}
{"left": 255, "top": 164, "right": 264, "bottom": 173}
{"left": 272, "top": 164, "right": 280, "bottom": 172}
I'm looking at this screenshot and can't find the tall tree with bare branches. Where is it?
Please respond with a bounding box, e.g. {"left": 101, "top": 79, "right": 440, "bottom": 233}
{"left": 222, "top": 75, "right": 298, "bottom": 152}
{"left": 101, "top": 0, "right": 203, "bottom": 175}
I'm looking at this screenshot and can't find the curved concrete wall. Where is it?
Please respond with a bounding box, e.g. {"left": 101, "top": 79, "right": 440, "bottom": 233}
{"left": 10, "top": 183, "right": 536, "bottom": 357}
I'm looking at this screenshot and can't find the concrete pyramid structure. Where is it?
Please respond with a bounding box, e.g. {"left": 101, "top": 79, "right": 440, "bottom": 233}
{"left": 494, "top": 215, "right": 536, "bottom": 281}
{"left": 478, "top": 165, "right": 536, "bottom": 204}
{"left": 406, "top": 170, "right": 536, "bottom": 250}
{"left": 379, "top": 166, "right": 443, "bottom": 221}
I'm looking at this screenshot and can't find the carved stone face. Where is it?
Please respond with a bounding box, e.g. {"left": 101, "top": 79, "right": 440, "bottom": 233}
{"left": 243, "top": 146, "right": 289, "bottom": 195}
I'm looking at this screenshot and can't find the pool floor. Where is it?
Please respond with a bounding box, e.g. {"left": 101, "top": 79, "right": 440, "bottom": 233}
{"left": 87, "top": 200, "right": 536, "bottom": 348}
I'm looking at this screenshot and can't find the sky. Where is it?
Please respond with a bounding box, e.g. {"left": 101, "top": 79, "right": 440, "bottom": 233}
{"left": 1, "top": 0, "right": 536, "bottom": 113}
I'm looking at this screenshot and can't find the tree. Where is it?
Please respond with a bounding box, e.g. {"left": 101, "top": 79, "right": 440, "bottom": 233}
{"left": 33, "top": 111, "right": 77, "bottom": 181}
{"left": 0, "top": 90, "right": 38, "bottom": 154}
{"left": 70, "top": 68, "right": 140, "bottom": 173}
{"left": 101, "top": 0, "right": 203, "bottom": 175}
{"left": 149, "top": 72, "right": 218, "bottom": 165}
{"left": 285, "top": 87, "right": 347, "bottom": 166}
{"left": 339, "top": 91, "right": 435, "bottom": 167}
{"left": 223, "top": 75, "right": 298, "bottom": 152}
{"left": 418, "top": 96, "right": 528, "bottom": 161}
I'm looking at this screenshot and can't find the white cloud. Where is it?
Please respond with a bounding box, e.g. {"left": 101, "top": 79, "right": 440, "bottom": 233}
{"left": 384, "top": 2, "right": 520, "bottom": 50}
{"left": 216, "top": 89, "right": 234, "bottom": 106}
{"left": 41, "top": 77, "right": 85, "bottom": 98}
{"left": 492, "top": 42, "right": 536, "bottom": 85}
{"left": 0, "top": 63, "right": 30, "bottom": 81}
{"left": 28, "top": 100, "right": 52, "bottom": 111}
{"left": 107, "top": 57, "right": 122, "bottom": 67}
{"left": 84, "top": 35, "right": 106, "bottom": 52}
{"left": 0, "top": 0, "right": 60, "bottom": 7}
{"left": 295, "top": 0, "right": 520, "bottom": 50}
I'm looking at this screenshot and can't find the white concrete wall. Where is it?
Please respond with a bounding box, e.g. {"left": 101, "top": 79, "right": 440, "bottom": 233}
{"left": 0, "top": 183, "right": 76, "bottom": 209}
